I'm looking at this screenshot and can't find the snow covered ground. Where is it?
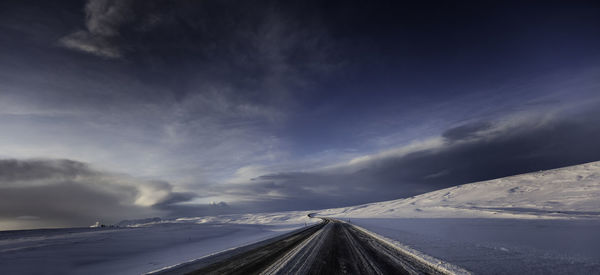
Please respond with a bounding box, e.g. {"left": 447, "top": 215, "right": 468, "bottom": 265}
{"left": 344, "top": 218, "right": 600, "bottom": 274}
{"left": 318, "top": 161, "right": 600, "bottom": 220}
{"left": 1, "top": 161, "right": 599, "bottom": 274}
{"left": 317, "top": 161, "right": 600, "bottom": 274}
{"left": 0, "top": 212, "right": 316, "bottom": 275}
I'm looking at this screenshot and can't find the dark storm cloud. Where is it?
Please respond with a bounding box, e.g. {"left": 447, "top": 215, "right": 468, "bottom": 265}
{"left": 0, "top": 159, "right": 92, "bottom": 182}
{"left": 57, "top": 0, "right": 336, "bottom": 93}
{"left": 2, "top": 0, "right": 337, "bottom": 117}
{"left": 0, "top": 159, "right": 197, "bottom": 229}
{"left": 232, "top": 108, "right": 600, "bottom": 210}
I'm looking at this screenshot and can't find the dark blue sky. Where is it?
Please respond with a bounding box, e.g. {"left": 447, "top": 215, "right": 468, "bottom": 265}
{"left": 1, "top": 0, "right": 600, "bottom": 229}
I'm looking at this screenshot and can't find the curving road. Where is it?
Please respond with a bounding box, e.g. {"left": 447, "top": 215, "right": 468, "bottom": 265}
{"left": 158, "top": 219, "right": 443, "bottom": 275}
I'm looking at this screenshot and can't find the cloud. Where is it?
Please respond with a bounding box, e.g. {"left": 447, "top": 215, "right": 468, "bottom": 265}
{"left": 1, "top": 0, "right": 335, "bottom": 194}
{"left": 221, "top": 107, "right": 600, "bottom": 211}
{"left": 0, "top": 159, "right": 195, "bottom": 230}
{"left": 442, "top": 121, "right": 493, "bottom": 142}
{"left": 7, "top": 0, "right": 599, "bottom": 222}
{"left": 59, "top": 0, "right": 133, "bottom": 58}
{"left": 0, "top": 159, "right": 91, "bottom": 183}
{"left": 31, "top": 0, "right": 336, "bottom": 185}
{"left": 59, "top": 30, "right": 121, "bottom": 58}
{"left": 84, "top": 0, "right": 132, "bottom": 36}
{"left": 58, "top": 0, "right": 337, "bottom": 69}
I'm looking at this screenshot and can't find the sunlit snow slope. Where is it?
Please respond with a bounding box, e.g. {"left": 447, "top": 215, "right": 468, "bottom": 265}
{"left": 319, "top": 161, "right": 600, "bottom": 220}
{"left": 317, "top": 161, "right": 600, "bottom": 274}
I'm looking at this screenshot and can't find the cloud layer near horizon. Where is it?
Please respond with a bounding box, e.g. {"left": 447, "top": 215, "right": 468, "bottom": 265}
{"left": 1, "top": 0, "right": 600, "bottom": 229}
{"left": 0, "top": 159, "right": 196, "bottom": 230}
{"left": 1, "top": 104, "right": 600, "bottom": 229}
{"left": 223, "top": 107, "right": 600, "bottom": 211}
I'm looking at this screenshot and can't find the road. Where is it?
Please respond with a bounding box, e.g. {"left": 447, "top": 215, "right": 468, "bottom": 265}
{"left": 158, "top": 219, "right": 443, "bottom": 275}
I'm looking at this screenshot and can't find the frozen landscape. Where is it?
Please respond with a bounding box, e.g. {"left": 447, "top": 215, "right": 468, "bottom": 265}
{"left": 0, "top": 212, "right": 317, "bottom": 274}
{"left": 1, "top": 161, "right": 599, "bottom": 274}
{"left": 318, "top": 161, "right": 600, "bottom": 274}
{"left": 3, "top": 1, "right": 600, "bottom": 274}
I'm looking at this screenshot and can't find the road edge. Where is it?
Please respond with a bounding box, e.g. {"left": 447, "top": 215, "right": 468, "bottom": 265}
{"left": 334, "top": 219, "right": 472, "bottom": 275}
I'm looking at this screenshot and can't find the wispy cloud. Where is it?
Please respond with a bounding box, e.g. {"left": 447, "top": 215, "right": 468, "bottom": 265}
{"left": 59, "top": 0, "right": 133, "bottom": 58}
{"left": 59, "top": 30, "right": 121, "bottom": 58}
{"left": 5, "top": 0, "right": 335, "bottom": 187}
{"left": 216, "top": 106, "right": 600, "bottom": 211}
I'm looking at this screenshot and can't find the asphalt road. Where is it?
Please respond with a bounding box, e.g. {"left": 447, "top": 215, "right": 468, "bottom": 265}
{"left": 160, "top": 219, "right": 443, "bottom": 275}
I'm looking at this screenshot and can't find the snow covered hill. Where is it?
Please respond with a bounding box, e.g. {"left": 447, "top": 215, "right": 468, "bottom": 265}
{"left": 1, "top": 161, "right": 599, "bottom": 274}
{"left": 318, "top": 161, "right": 600, "bottom": 220}
{"left": 316, "top": 161, "right": 600, "bottom": 274}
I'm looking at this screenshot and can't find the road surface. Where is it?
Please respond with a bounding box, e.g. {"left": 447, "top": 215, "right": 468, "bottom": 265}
{"left": 158, "top": 219, "right": 443, "bottom": 275}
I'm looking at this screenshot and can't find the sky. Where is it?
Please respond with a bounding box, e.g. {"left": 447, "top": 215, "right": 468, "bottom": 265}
{"left": 1, "top": 0, "right": 600, "bottom": 230}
